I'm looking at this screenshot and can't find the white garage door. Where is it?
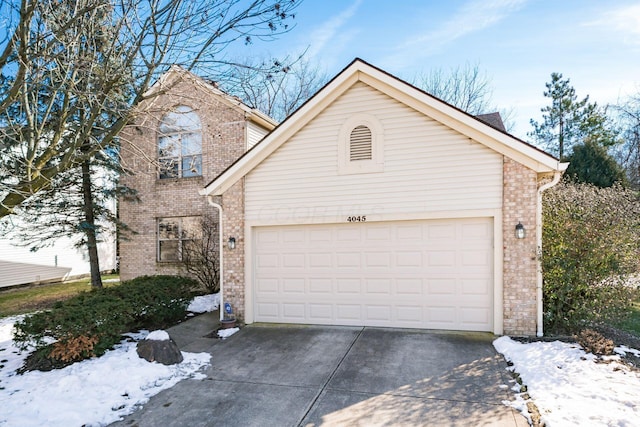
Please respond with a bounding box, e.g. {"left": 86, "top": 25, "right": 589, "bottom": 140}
{"left": 253, "top": 218, "right": 494, "bottom": 331}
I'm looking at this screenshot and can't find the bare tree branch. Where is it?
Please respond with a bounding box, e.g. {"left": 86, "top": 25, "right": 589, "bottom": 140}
{"left": 0, "top": 0, "right": 302, "bottom": 218}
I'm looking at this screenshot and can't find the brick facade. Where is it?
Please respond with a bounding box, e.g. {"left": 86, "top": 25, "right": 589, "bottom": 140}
{"left": 119, "top": 71, "right": 250, "bottom": 296}
{"left": 502, "top": 157, "right": 539, "bottom": 335}
{"left": 219, "top": 181, "right": 246, "bottom": 321}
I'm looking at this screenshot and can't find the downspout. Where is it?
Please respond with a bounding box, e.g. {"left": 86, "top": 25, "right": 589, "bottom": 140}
{"left": 206, "top": 196, "right": 224, "bottom": 322}
{"left": 536, "top": 170, "right": 563, "bottom": 337}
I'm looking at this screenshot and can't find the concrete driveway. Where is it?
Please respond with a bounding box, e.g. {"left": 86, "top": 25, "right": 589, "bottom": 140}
{"left": 112, "top": 315, "right": 528, "bottom": 427}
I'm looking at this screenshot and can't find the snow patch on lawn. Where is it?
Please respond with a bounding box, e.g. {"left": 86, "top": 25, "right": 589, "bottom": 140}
{"left": 187, "top": 293, "right": 220, "bottom": 313}
{"left": 0, "top": 305, "right": 211, "bottom": 426}
{"left": 494, "top": 336, "right": 640, "bottom": 426}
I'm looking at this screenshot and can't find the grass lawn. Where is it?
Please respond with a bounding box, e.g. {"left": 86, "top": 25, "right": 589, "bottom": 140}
{"left": 0, "top": 274, "right": 120, "bottom": 318}
{"left": 616, "top": 298, "right": 640, "bottom": 337}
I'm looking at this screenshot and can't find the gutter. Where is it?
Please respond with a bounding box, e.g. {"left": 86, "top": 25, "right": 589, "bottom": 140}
{"left": 536, "top": 169, "right": 563, "bottom": 337}
{"left": 206, "top": 196, "right": 224, "bottom": 322}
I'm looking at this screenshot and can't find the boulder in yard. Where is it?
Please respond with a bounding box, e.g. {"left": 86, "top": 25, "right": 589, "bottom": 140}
{"left": 136, "top": 330, "right": 183, "bottom": 365}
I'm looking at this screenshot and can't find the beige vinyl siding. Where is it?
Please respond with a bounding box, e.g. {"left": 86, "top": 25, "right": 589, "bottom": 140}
{"left": 0, "top": 260, "right": 71, "bottom": 288}
{"left": 246, "top": 121, "right": 270, "bottom": 150}
{"left": 245, "top": 82, "right": 502, "bottom": 222}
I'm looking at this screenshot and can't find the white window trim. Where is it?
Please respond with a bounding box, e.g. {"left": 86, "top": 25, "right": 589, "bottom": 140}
{"left": 338, "top": 113, "right": 384, "bottom": 175}
{"left": 157, "top": 216, "right": 200, "bottom": 262}
{"left": 157, "top": 106, "right": 203, "bottom": 179}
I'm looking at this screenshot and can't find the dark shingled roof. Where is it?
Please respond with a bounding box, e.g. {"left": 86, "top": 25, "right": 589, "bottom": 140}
{"left": 475, "top": 112, "right": 506, "bottom": 132}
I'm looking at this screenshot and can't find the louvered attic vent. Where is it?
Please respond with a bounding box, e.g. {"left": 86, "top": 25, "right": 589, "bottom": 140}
{"left": 350, "top": 125, "right": 372, "bottom": 161}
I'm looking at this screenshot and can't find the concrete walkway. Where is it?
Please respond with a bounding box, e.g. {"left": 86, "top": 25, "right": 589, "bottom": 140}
{"left": 111, "top": 314, "right": 528, "bottom": 427}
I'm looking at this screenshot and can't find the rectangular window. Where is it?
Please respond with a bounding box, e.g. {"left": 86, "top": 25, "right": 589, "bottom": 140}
{"left": 158, "top": 133, "right": 202, "bottom": 179}
{"left": 157, "top": 216, "right": 200, "bottom": 262}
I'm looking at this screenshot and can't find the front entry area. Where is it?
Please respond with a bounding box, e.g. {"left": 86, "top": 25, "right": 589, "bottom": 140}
{"left": 253, "top": 217, "right": 494, "bottom": 331}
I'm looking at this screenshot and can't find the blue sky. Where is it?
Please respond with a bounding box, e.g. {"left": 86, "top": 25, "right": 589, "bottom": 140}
{"left": 235, "top": 0, "right": 640, "bottom": 138}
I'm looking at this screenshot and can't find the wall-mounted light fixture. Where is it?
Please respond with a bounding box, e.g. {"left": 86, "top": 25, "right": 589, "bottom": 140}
{"left": 228, "top": 237, "right": 236, "bottom": 250}
{"left": 515, "top": 222, "right": 526, "bottom": 239}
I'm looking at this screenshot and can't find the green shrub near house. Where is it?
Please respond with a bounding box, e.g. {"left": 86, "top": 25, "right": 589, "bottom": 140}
{"left": 13, "top": 275, "right": 199, "bottom": 370}
{"left": 542, "top": 182, "right": 640, "bottom": 334}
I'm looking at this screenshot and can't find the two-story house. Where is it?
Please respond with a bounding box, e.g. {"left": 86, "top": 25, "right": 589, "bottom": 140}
{"left": 121, "top": 59, "right": 567, "bottom": 337}
{"left": 118, "top": 66, "right": 276, "bottom": 284}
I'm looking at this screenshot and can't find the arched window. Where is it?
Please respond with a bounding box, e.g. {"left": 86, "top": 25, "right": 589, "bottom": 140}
{"left": 158, "top": 106, "right": 202, "bottom": 179}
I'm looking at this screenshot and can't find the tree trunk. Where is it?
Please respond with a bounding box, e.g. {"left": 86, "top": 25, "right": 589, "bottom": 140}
{"left": 81, "top": 159, "right": 103, "bottom": 288}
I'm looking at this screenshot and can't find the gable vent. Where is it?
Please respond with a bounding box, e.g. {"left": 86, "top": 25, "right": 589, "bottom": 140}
{"left": 350, "top": 125, "right": 372, "bottom": 161}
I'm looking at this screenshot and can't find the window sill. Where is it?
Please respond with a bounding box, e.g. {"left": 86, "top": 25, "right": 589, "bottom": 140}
{"left": 156, "top": 175, "right": 203, "bottom": 184}
{"left": 156, "top": 259, "right": 183, "bottom": 264}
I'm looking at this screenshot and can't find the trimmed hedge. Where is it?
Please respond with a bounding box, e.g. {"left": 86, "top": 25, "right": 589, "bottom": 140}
{"left": 14, "top": 275, "right": 198, "bottom": 369}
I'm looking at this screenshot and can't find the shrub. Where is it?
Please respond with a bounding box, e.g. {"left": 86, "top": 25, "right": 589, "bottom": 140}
{"left": 181, "top": 214, "right": 220, "bottom": 293}
{"left": 542, "top": 181, "right": 640, "bottom": 333}
{"left": 14, "top": 275, "right": 197, "bottom": 370}
{"left": 575, "top": 329, "right": 614, "bottom": 356}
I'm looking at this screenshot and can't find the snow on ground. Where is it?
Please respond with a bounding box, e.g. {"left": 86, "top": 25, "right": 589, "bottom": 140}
{"left": 494, "top": 336, "right": 640, "bottom": 426}
{"left": 0, "top": 303, "right": 214, "bottom": 426}
{"left": 217, "top": 327, "right": 239, "bottom": 339}
{"left": 187, "top": 293, "right": 220, "bottom": 313}
{"left": 5, "top": 292, "right": 640, "bottom": 427}
{"left": 145, "top": 330, "right": 170, "bottom": 341}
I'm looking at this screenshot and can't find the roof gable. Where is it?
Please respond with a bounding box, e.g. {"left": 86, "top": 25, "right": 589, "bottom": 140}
{"left": 202, "top": 58, "right": 567, "bottom": 196}
{"left": 145, "top": 65, "right": 277, "bottom": 130}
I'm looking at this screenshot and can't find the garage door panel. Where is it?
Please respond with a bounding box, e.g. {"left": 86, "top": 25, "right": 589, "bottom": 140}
{"left": 366, "top": 278, "right": 392, "bottom": 294}
{"left": 461, "top": 250, "right": 491, "bottom": 267}
{"left": 428, "top": 306, "right": 457, "bottom": 324}
{"left": 461, "top": 222, "right": 493, "bottom": 239}
{"left": 309, "top": 303, "right": 332, "bottom": 320}
{"left": 282, "top": 303, "right": 305, "bottom": 320}
{"left": 366, "top": 305, "right": 391, "bottom": 321}
{"left": 461, "top": 278, "right": 491, "bottom": 296}
{"left": 256, "top": 278, "right": 279, "bottom": 293}
{"left": 309, "top": 252, "right": 332, "bottom": 267}
{"left": 337, "top": 228, "right": 360, "bottom": 242}
{"left": 257, "top": 253, "right": 279, "bottom": 268}
{"left": 396, "top": 251, "right": 422, "bottom": 267}
{"left": 253, "top": 218, "right": 493, "bottom": 331}
{"left": 395, "top": 278, "right": 423, "bottom": 295}
{"left": 337, "top": 304, "right": 361, "bottom": 320}
{"left": 309, "top": 278, "right": 332, "bottom": 293}
{"left": 427, "top": 251, "right": 456, "bottom": 267}
{"left": 256, "top": 302, "right": 279, "bottom": 319}
{"left": 460, "top": 307, "right": 492, "bottom": 328}
{"left": 336, "top": 278, "right": 361, "bottom": 294}
{"left": 282, "top": 253, "right": 305, "bottom": 268}
{"left": 336, "top": 252, "right": 359, "bottom": 267}
{"left": 282, "top": 278, "right": 305, "bottom": 294}
{"left": 396, "top": 305, "right": 423, "bottom": 323}
{"left": 427, "top": 278, "right": 457, "bottom": 295}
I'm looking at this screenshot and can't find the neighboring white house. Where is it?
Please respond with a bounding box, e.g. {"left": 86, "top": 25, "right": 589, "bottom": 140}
{"left": 0, "top": 200, "right": 117, "bottom": 288}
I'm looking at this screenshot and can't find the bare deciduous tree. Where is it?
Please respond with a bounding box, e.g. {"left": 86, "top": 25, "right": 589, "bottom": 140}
{"left": 613, "top": 93, "right": 640, "bottom": 189}
{"left": 0, "top": 0, "right": 301, "bottom": 218}
{"left": 0, "top": 0, "right": 301, "bottom": 287}
{"left": 224, "top": 55, "right": 329, "bottom": 122}
{"left": 413, "top": 62, "right": 513, "bottom": 131}
{"left": 181, "top": 215, "right": 220, "bottom": 294}
{"left": 415, "top": 63, "right": 491, "bottom": 114}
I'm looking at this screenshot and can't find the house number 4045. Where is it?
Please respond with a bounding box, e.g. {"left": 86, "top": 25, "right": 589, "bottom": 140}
{"left": 347, "top": 216, "right": 366, "bottom": 222}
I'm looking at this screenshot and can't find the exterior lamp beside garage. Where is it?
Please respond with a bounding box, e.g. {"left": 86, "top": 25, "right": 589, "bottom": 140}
{"left": 228, "top": 237, "right": 236, "bottom": 250}
{"left": 515, "top": 222, "right": 526, "bottom": 239}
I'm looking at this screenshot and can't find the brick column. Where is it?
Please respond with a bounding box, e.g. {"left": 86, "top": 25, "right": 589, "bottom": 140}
{"left": 221, "top": 179, "right": 246, "bottom": 322}
{"left": 502, "top": 157, "right": 538, "bottom": 335}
